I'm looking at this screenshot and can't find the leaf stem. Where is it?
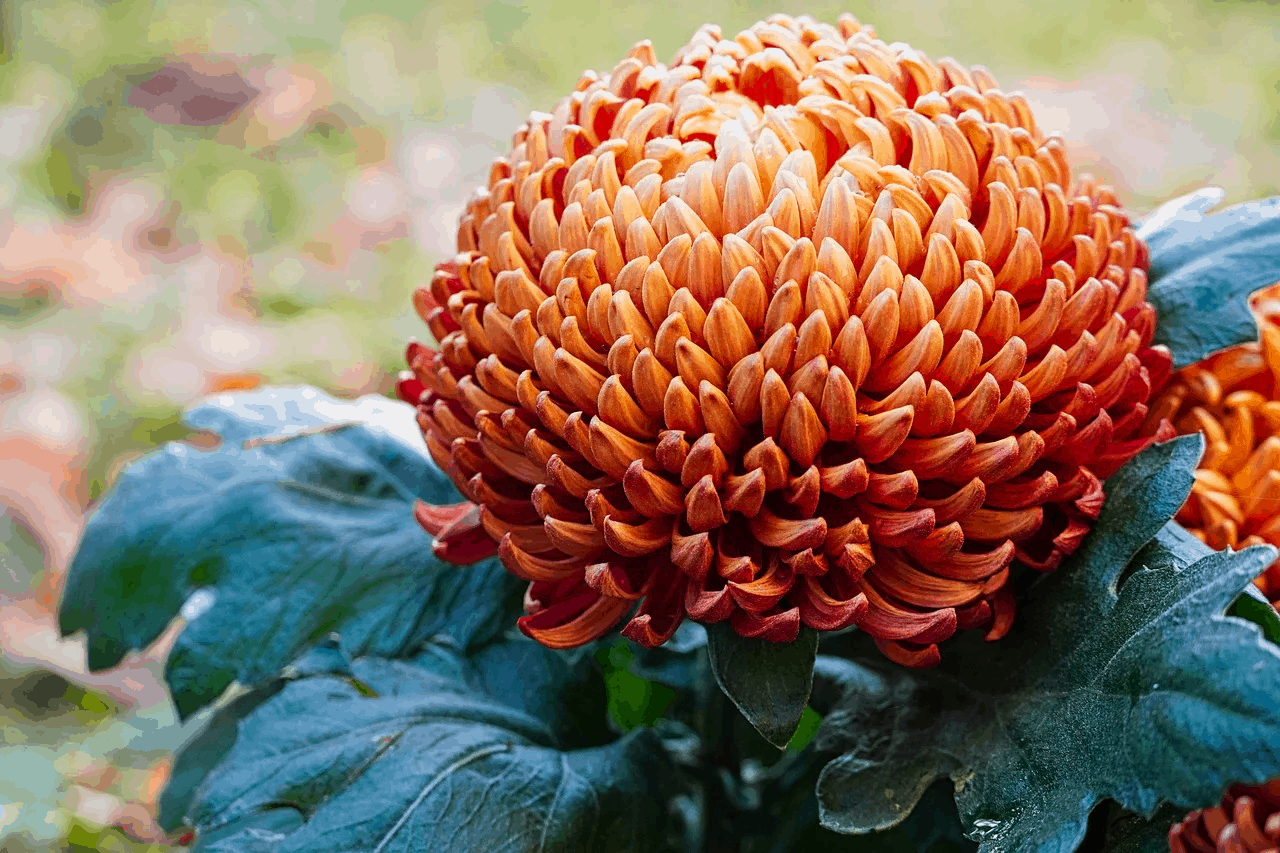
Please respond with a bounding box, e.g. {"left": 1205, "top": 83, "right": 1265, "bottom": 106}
{"left": 701, "top": 678, "right": 741, "bottom": 853}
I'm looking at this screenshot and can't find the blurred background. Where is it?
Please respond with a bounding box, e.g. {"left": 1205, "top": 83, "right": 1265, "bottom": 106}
{"left": 1, "top": 0, "right": 1277, "bottom": 849}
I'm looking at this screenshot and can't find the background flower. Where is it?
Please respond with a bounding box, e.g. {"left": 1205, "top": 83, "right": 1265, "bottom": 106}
{"left": 1154, "top": 282, "right": 1280, "bottom": 603}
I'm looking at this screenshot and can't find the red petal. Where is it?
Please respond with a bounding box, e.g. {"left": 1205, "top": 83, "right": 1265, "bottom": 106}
{"left": 396, "top": 373, "right": 427, "bottom": 405}
{"left": 730, "top": 607, "right": 801, "bottom": 642}
{"left": 518, "top": 592, "right": 631, "bottom": 649}
{"left": 622, "top": 567, "right": 689, "bottom": 647}
{"left": 873, "top": 637, "right": 940, "bottom": 668}
{"left": 685, "top": 576, "right": 737, "bottom": 622}
{"left": 797, "top": 576, "right": 867, "bottom": 631}
{"left": 414, "top": 501, "right": 500, "bottom": 565}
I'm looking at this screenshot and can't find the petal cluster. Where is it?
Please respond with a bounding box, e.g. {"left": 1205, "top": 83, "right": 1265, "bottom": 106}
{"left": 1152, "top": 283, "right": 1280, "bottom": 603}
{"left": 400, "top": 14, "right": 1172, "bottom": 664}
{"left": 1170, "top": 780, "right": 1280, "bottom": 853}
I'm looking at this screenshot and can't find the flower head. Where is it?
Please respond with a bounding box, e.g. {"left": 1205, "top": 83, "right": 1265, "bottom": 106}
{"left": 1169, "top": 780, "right": 1280, "bottom": 853}
{"left": 1152, "top": 283, "right": 1280, "bottom": 603}
{"left": 401, "top": 14, "right": 1173, "bottom": 664}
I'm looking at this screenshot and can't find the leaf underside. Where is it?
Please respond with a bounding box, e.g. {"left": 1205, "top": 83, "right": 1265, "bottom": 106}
{"left": 1141, "top": 189, "right": 1280, "bottom": 367}
{"left": 811, "top": 434, "right": 1280, "bottom": 853}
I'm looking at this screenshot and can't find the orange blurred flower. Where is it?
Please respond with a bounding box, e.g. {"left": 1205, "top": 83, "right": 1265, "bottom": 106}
{"left": 402, "top": 14, "right": 1172, "bottom": 665}
{"left": 205, "top": 373, "right": 263, "bottom": 393}
{"left": 1150, "top": 283, "right": 1280, "bottom": 603}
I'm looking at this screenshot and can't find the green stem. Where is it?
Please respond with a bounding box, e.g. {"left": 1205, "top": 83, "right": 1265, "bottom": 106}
{"left": 701, "top": 678, "right": 741, "bottom": 853}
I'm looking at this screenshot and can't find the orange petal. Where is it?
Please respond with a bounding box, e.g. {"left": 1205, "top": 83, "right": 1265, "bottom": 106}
{"left": 518, "top": 592, "right": 632, "bottom": 649}
{"left": 729, "top": 607, "right": 801, "bottom": 642}
{"left": 499, "top": 535, "right": 583, "bottom": 582}
{"left": 603, "top": 514, "right": 673, "bottom": 557}
{"left": 750, "top": 506, "right": 828, "bottom": 550}
{"left": 798, "top": 576, "right": 868, "bottom": 631}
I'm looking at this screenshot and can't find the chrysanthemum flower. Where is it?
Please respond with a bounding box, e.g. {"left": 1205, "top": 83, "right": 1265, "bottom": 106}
{"left": 400, "top": 13, "right": 1174, "bottom": 665}
{"left": 1169, "top": 780, "right": 1280, "bottom": 853}
{"left": 1150, "top": 283, "right": 1280, "bottom": 603}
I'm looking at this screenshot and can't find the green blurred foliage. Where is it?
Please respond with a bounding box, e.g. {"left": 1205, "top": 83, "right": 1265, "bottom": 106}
{"left": 787, "top": 706, "right": 822, "bottom": 752}
{"left": 1, "top": 669, "right": 119, "bottom": 727}
{"left": 40, "top": 147, "right": 83, "bottom": 213}
{"left": 0, "top": 513, "right": 46, "bottom": 597}
{"left": 598, "top": 642, "right": 677, "bottom": 731}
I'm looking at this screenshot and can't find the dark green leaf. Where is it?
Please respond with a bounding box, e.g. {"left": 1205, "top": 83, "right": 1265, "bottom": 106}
{"left": 1132, "top": 523, "right": 1280, "bottom": 643}
{"left": 158, "top": 639, "right": 351, "bottom": 830}
{"left": 177, "top": 639, "right": 673, "bottom": 853}
{"left": 748, "top": 737, "right": 974, "bottom": 853}
{"left": 1144, "top": 520, "right": 1280, "bottom": 645}
{"left": 462, "top": 632, "right": 612, "bottom": 747}
{"left": 59, "top": 387, "right": 523, "bottom": 718}
{"left": 708, "top": 624, "right": 818, "bottom": 749}
{"left": 158, "top": 685, "right": 282, "bottom": 831}
{"left": 1098, "top": 805, "right": 1184, "bottom": 853}
{"left": 1140, "top": 188, "right": 1280, "bottom": 367}
{"left": 199, "top": 808, "right": 304, "bottom": 852}
{"left": 812, "top": 437, "right": 1280, "bottom": 853}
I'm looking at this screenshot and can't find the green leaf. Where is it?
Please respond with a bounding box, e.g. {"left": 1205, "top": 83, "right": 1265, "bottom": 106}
{"left": 1098, "top": 804, "right": 1185, "bottom": 853}
{"left": 597, "top": 643, "right": 678, "bottom": 732}
{"left": 1140, "top": 189, "right": 1280, "bottom": 367}
{"left": 158, "top": 679, "right": 283, "bottom": 831}
{"left": 160, "top": 638, "right": 386, "bottom": 832}
{"left": 1144, "top": 518, "right": 1280, "bottom": 645}
{"left": 173, "top": 638, "right": 672, "bottom": 853}
{"left": 811, "top": 436, "right": 1280, "bottom": 853}
{"left": 1232, "top": 584, "right": 1280, "bottom": 645}
{"left": 787, "top": 706, "right": 822, "bottom": 752}
{"left": 707, "top": 624, "right": 818, "bottom": 749}
{"left": 59, "top": 386, "right": 523, "bottom": 718}
{"left": 751, "top": 735, "right": 975, "bottom": 853}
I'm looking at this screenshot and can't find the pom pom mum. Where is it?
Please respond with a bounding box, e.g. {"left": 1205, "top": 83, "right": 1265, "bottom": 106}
{"left": 400, "top": 13, "right": 1176, "bottom": 665}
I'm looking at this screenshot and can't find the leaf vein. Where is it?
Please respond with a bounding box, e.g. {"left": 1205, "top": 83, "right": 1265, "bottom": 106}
{"left": 372, "top": 742, "right": 509, "bottom": 853}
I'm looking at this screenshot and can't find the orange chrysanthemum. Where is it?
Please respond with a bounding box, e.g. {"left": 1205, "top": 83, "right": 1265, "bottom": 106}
{"left": 1151, "top": 283, "right": 1280, "bottom": 603}
{"left": 399, "top": 14, "right": 1174, "bottom": 665}
{"left": 1169, "top": 780, "right": 1280, "bottom": 853}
